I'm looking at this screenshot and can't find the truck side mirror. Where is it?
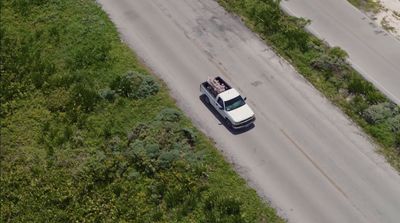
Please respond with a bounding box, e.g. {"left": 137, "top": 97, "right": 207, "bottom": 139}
{"left": 243, "top": 97, "right": 247, "bottom": 101}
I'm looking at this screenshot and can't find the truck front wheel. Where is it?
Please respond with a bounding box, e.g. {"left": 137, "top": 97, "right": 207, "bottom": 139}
{"left": 225, "top": 118, "right": 233, "bottom": 129}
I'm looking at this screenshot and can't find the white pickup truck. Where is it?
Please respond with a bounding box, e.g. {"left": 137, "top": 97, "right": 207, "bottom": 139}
{"left": 200, "top": 76, "right": 255, "bottom": 129}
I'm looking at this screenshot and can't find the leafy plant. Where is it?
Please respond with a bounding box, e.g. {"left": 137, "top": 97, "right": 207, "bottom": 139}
{"left": 156, "top": 108, "right": 182, "bottom": 122}
{"left": 363, "top": 102, "right": 398, "bottom": 124}
{"left": 387, "top": 115, "right": 400, "bottom": 133}
{"left": 68, "top": 83, "right": 100, "bottom": 113}
{"left": 99, "top": 88, "right": 116, "bottom": 102}
{"left": 110, "top": 71, "right": 159, "bottom": 99}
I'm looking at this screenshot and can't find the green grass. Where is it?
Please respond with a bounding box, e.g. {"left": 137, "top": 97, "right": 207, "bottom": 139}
{"left": 0, "top": 0, "right": 283, "bottom": 222}
{"left": 348, "top": 0, "right": 382, "bottom": 13}
{"left": 217, "top": 0, "right": 400, "bottom": 171}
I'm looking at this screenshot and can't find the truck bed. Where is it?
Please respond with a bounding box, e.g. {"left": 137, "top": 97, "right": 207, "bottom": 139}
{"left": 200, "top": 76, "right": 232, "bottom": 98}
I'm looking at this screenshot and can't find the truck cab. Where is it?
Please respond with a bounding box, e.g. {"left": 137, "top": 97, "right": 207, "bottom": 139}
{"left": 200, "top": 76, "right": 255, "bottom": 129}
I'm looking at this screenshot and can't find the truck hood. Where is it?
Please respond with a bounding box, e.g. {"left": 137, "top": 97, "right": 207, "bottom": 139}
{"left": 226, "top": 104, "right": 254, "bottom": 123}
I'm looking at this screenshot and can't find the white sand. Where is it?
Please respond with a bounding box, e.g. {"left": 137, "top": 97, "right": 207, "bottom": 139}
{"left": 370, "top": 0, "right": 400, "bottom": 39}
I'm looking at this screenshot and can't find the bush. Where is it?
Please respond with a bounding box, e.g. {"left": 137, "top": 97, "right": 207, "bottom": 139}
{"left": 156, "top": 108, "right": 182, "bottom": 122}
{"left": 136, "top": 75, "right": 160, "bottom": 99}
{"left": 350, "top": 95, "right": 369, "bottom": 115}
{"left": 68, "top": 83, "right": 100, "bottom": 113}
{"left": 110, "top": 71, "right": 159, "bottom": 99}
{"left": 329, "top": 47, "right": 348, "bottom": 59}
{"left": 310, "top": 47, "right": 348, "bottom": 74}
{"left": 348, "top": 75, "right": 373, "bottom": 95}
{"left": 127, "top": 123, "right": 150, "bottom": 145}
{"left": 365, "top": 90, "right": 386, "bottom": 104}
{"left": 282, "top": 18, "right": 310, "bottom": 52}
{"left": 180, "top": 127, "right": 197, "bottom": 146}
{"left": 368, "top": 124, "right": 395, "bottom": 147}
{"left": 387, "top": 115, "right": 400, "bottom": 133}
{"left": 110, "top": 71, "right": 140, "bottom": 97}
{"left": 144, "top": 143, "right": 161, "bottom": 159}
{"left": 99, "top": 88, "right": 116, "bottom": 102}
{"left": 248, "top": 0, "right": 281, "bottom": 34}
{"left": 363, "top": 102, "right": 398, "bottom": 124}
{"left": 122, "top": 117, "right": 209, "bottom": 218}
{"left": 158, "top": 149, "right": 180, "bottom": 169}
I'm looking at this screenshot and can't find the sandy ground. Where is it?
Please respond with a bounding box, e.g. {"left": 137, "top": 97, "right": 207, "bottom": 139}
{"left": 370, "top": 0, "right": 400, "bottom": 39}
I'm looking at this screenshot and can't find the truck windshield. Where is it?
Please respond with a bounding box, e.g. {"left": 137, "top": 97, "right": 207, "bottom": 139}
{"left": 225, "top": 96, "right": 245, "bottom": 111}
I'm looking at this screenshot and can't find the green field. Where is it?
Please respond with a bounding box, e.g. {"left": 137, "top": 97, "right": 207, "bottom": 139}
{"left": 0, "top": 0, "right": 283, "bottom": 222}
{"left": 218, "top": 0, "right": 400, "bottom": 172}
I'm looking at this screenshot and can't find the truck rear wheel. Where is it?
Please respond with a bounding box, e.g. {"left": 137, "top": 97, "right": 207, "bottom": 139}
{"left": 204, "top": 95, "right": 210, "bottom": 104}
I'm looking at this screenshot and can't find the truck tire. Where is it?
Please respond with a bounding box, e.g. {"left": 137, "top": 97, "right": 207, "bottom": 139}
{"left": 204, "top": 95, "right": 210, "bottom": 104}
{"left": 225, "top": 118, "right": 233, "bottom": 129}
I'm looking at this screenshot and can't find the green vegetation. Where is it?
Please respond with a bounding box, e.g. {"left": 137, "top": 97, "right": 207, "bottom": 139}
{"left": 218, "top": 0, "right": 400, "bottom": 171}
{"left": 0, "top": 0, "right": 283, "bottom": 222}
{"left": 381, "top": 17, "right": 395, "bottom": 32}
{"left": 347, "top": 0, "right": 382, "bottom": 13}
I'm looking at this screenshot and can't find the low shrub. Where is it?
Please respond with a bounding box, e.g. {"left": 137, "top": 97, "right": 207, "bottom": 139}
{"left": 310, "top": 47, "right": 348, "bottom": 74}
{"left": 68, "top": 83, "right": 100, "bottom": 113}
{"left": 180, "top": 127, "right": 197, "bottom": 146}
{"left": 387, "top": 115, "right": 400, "bottom": 133}
{"left": 110, "top": 71, "right": 159, "bottom": 99}
{"left": 367, "top": 124, "right": 395, "bottom": 147}
{"left": 136, "top": 75, "right": 160, "bottom": 99}
{"left": 363, "top": 102, "right": 398, "bottom": 124}
{"left": 348, "top": 75, "right": 373, "bottom": 95}
{"left": 158, "top": 149, "right": 180, "bottom": 169}
{"left": 350, "top": 95, "right": 369, "bottom": 115}
{"left": 156, "top": 108, "right": 182, "bottom": 122}
{"left": 365, "top": 90, "right": 386, "bottom": 104}
{"left": 99, "top": 88, "right": 116, "bottom": 102}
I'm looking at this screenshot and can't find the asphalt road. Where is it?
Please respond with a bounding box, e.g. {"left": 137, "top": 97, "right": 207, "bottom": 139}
{"left": 98, "top": 1, "right": 400, "bottom": 222}
{"left": 281, "top": 0, "right": 400, "bottom": 105}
